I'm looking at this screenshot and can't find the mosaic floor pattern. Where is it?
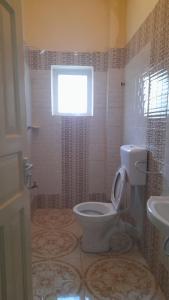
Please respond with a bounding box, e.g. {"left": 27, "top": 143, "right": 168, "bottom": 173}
{"left": 32, "top": 209, "right": 165, "bottom": 300}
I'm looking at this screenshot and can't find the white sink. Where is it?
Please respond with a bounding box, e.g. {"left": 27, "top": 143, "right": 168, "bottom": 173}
{"left": 147, "top": 196, "right": 169, "bottom": 235}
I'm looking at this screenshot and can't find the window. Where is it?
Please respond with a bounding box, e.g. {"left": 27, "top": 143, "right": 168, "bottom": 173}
{"left": 51, "top": 65, "right": 93, "bottom": 116}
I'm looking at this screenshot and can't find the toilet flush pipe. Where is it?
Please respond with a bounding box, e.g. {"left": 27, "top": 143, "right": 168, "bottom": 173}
{"left": 134, "top": 185, "right": 145, "bottom": 236}
{"left": 125, "top": 185, "right": 145, "bottom": 239}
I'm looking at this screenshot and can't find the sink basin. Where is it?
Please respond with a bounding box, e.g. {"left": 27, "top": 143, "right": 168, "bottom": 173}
{"left": 147, "top": 196, "right": 169, "bottom": 235}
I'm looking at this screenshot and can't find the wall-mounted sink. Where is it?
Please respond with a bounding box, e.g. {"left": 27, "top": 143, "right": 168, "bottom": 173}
{"left": 147, "top": 196, "right": 169, "bottom": 236}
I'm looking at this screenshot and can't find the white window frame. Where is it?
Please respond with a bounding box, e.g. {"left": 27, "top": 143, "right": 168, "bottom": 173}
{"left": 51, "top": 65, "right": 93, "bottom": 116}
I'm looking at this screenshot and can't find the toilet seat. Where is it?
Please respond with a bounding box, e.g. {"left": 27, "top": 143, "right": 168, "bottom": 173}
{"left": 111, "top": 166, "right": 127, "bottom": 211}
{"left": 74, "top": 167, "right": 127, "bottom": 218}
{"left": 74, "top": 202, "right": 116, "bottom": 218}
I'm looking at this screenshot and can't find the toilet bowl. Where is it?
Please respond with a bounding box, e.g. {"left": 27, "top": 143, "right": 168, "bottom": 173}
{"left": 73, "top": 145, "right": 147, "bottom": 253}
{"left": 73, "top": 166, "right": 127, "bottom": 252}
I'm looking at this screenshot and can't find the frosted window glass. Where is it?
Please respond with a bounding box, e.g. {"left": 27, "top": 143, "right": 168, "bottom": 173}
{"left": 51, "top": 65, "right": 93, "bottom": 116}
{"left": 58, "top": 75, "right": 87, "bottom": 114}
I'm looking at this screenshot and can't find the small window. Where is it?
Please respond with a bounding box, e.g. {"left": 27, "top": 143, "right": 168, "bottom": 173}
{"left": 51, "top": 65, "right": 93, "bottom": 116}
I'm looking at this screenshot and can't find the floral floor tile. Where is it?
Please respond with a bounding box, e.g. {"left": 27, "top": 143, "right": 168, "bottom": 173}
{"left": 32, "top": 209, "right": 165, "bottom": 300}
{"left": 32, "top": 229, "right": 78, "bottom": 260}
{"left": 85, "top": 257, "right": 157, "bottom": 300}
{"left": 32, "top": 260, "right": 82, "bottom": 299}
{"left": 32, "top": 209, "right": 75, "bottom": 230}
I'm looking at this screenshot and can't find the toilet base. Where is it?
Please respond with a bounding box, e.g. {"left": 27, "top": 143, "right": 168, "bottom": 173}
{"left": 80, "top": 237, "right": 111, "bottom": 253}
{"left": 79, "top": 219, "right": 118, "bottom": 253}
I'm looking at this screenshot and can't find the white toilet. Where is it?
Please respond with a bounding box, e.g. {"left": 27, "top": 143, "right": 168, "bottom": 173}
{"left": 73, "top": 145, "right": 147, "bottom": 253}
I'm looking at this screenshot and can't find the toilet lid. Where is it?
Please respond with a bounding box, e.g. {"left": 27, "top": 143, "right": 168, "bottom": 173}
{"left": 111, "top": 166, "right": 127, "bottom": 210}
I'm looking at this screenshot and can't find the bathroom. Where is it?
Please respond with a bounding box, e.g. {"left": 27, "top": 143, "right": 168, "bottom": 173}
{"left": 24, "top": 0, "right": 169, "bottom": 298}
{"left": 0, "top": 0, "right": 169, "bottom": 299}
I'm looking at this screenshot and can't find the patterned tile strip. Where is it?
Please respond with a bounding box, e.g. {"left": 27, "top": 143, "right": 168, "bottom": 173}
{"left": 61, "top": 117, "right": 88, "bottom": 207}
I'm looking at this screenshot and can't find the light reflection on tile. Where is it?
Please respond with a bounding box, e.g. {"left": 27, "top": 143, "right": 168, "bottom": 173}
{"left": 49, "top": 296, "right": 81, "bottom": 300}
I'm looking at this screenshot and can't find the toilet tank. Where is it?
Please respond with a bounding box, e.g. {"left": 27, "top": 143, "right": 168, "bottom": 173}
{"left": 120, "top": 145, "right": 147, "bottom": 186}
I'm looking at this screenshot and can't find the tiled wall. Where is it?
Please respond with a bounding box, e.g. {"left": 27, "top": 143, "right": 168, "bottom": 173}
{"left": 27, "top": 0, "right": 169, "bottom": 295}
{"left": 123, "top": 44, "right": 150, "bottom": 147}
{"left": 123, "top": 0, "right": 169, "bottom": 297}
{"left": 29, "top": 49, "right": 124, "bottom": 208}
{"left": 106, "top": 57, "right": 124, "bottom": 197}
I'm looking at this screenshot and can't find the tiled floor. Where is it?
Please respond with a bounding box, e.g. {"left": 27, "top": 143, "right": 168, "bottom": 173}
{"left": 32, "top": 209, "right": 165, "bottom": 300}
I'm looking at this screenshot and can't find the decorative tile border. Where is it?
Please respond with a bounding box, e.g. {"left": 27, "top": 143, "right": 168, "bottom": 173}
{"left": 125, "top": 11, "right": 154, "bottom": 65}
{"left": 125, "top": 0, "right": 169, "bottom": 66}
{"left": 61, "top": 117, "right": 89, "bottom": 207}
{"left": 108, "top": 48, "right": 126, "bottom": 69}
{"left": 88, "top": 193, "right": 107, "bottom": 203}
{"left": 33, "top": 194, "right": 64, "bottom": 209}
{"left": 150, "top": 0, "right": 169, "bottom": 67}
{"left": 27, "top": 47, "right": 127, "bottom": 71}
{"left": 32, "top": 193, "right": 108, "bottom": 209}
{"left": 27, "top": 48, "right": 108, "bottom": 72}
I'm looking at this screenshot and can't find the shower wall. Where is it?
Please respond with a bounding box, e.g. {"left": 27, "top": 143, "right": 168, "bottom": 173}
{"left": 29, "top": 50, "right": 124, "bottom": 208}
{"left": 106, "top": 49, "right": 125, "bottom": 197}
{"left": 123, "top": 0, "right": 169, "bottom": 297}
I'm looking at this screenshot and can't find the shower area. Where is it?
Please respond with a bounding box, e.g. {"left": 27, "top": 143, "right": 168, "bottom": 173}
{"left": 25, "top": 48, "right": 125, "bottom": 211}
{"left": 23, "top": 0, "right": 169, "bottom": 297}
